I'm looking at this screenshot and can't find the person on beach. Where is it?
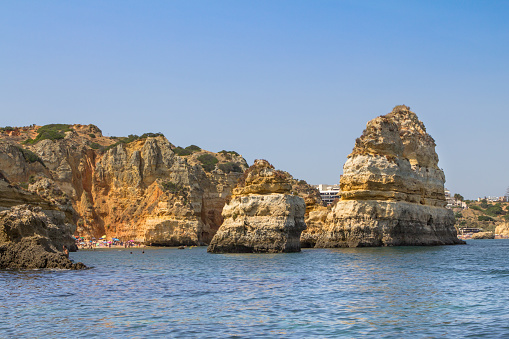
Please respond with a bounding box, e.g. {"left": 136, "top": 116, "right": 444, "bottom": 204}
{"left": 63, "top": 245, "right": 69, "bottom": 259}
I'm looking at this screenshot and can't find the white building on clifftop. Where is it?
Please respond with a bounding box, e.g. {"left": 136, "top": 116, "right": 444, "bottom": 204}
{"left": 314, "top": 184, "right": 341, "bottom": 205}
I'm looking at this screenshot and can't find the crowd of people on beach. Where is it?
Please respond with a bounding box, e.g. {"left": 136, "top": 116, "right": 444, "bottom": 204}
{"left": 75, "top": 236, "right": 144, "bottom": 250}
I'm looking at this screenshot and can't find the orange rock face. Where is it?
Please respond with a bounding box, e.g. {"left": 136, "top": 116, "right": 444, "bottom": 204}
{"left": 0, "top": 124, "right": 247, "bottom": 245}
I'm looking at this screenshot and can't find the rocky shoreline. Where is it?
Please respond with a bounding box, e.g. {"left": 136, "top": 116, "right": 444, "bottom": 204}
{"left": 0, "top": 109, "right": 466, "bottom": 267}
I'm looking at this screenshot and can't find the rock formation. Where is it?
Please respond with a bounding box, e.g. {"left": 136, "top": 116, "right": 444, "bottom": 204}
{"left": 289, "top": 179, "right": 329, "bottom": 248}
{"left": 471, "top": 231, "right": 495, "bottom": 239}
{"left": 0, "top": 205, "right": 86, "bottom": 269}
{"left": 0, "top": 124, "right": 248, "bottom": 245}
{"left": 495, "top": 223, "right": 509, "bottom": 237}
{"left": 208, "top": 160, "right": 306, "bottom": 253}
{"left": 315, "top": 105, "right": 464, "bottom": 247}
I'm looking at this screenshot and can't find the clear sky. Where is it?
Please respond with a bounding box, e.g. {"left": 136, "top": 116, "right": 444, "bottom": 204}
{"left": 1, "top": 1, "right": 508, "bottom": 199}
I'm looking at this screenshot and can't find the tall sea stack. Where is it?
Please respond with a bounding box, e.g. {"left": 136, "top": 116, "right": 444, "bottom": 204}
{"left": 316, "top": 105, "right": 464, "bottom": 247}
{"left": 208, "top": 160, "right": 306, "bottom": 253}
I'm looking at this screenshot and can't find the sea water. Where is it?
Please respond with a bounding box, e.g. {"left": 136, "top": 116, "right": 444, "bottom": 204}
{"left": 1, "top": 240, "right": 509, "bottom": 338}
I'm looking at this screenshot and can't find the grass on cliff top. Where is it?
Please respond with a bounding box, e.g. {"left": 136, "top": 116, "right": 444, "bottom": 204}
{"left": 23, "top": 124, "right": 73, "bottom": 144}
{"left": 104, "top": 132, "right": 164, "bottom": 151}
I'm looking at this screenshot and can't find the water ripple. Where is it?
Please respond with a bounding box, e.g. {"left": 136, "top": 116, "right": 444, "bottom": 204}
{"left": 1, "top": 241, "right": 509, "bottom": 337}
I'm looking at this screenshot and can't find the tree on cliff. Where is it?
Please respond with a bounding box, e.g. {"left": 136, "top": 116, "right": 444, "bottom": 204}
{"left": 453, "top": 193, "right": 464, "bottom": 201}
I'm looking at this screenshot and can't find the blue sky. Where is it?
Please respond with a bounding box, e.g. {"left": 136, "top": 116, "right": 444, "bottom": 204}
{"left": 1, "top": 1, "right": 508, "bottom": 199}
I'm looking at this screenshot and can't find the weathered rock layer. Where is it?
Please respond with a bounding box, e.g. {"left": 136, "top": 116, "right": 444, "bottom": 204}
{"left": 208, "top": 160, "right": 306, "bottom": 253}
{"left": 316, "top": 105, "right": 464, "bottom": 247}
{"left": 0, "top": 125, "right": 248, "bottom": 245}
{"left": 0, "top": 205, "right": 86, "bottom": 269}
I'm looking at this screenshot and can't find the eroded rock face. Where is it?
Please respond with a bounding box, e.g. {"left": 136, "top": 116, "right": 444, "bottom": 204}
{"left": 208, "top": 160, "right": 306, "bottom": 253}
{"left": 0, "top": 205, "right": 86, "bottom": 269}
{"left": 0, "top": 125, "right": 248, "bottom": 246}
{"left": 315, "top": 105, "right": 464, "bottom": 247}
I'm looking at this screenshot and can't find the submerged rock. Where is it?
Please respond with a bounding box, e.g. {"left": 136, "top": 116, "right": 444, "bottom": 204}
{"left": 315, "top": 105, "right": 464, "bottom": 247}
{"left": 0, "top": 205, "right": 86, "bottom": 269}
{"left": 208, "top": 160, "right": 306, "bottom": 253}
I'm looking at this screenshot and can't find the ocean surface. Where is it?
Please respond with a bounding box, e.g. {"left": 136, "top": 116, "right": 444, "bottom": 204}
{"left": 1, "top": 240, "right": 509, "bottom": 338}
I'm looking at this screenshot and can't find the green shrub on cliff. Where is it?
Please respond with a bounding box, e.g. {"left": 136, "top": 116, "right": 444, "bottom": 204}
{"left": 105, "top": 132, "right": 163, "bottom": 151}
{"left": 485, "top": 204, "right": 504, "bottom": 216}
{"left": 197, "top": 154, "right": 218, "bottom": 172}
{"left": 173, "top": 145, "right": 201, "bottom": 156}
{"left": 161, "top": 181, "right": 188, "bottom": 198}
{"left": 23, "top": 125, "right": 65, "bottom": 144}
{"left": 140, "top": 132, "right": 164, "bottom": 139}
{"left": 173, "top": 147, "right": 192, "bottom": 156}
{"left": 185, "top": 145, "right": 201, "bottom": 152}
{"left": 219, "top": 150, "right": 240, "bottom": 156}
{"left": 14, "top": 146, "right": 45, "bottom": 167}
{"left": 218, "top": 162, "right": 243, "bottom": 173}
{"left": 478, "top": 215, "right": 494, "bottom": 222}
{"left": 24, "top": 124, "right": 73, "bottom": 144}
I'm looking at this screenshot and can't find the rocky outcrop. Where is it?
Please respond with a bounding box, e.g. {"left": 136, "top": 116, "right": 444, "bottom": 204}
{"left": 471, "top": 231, "right": 495, "bottom": 239}
{"left": 0, "top": 205, "right": 86, "bottom": 269}
{"left": 289, "top": 179, "right": 329, "bottom": 248}
{"left": 300, "top": 205, "right": 329, "bottom": 248}
{"left": 316, "top": 105, "right": 464, "bottom": 247}
{"left": 0, "top": 125, "right": 248, "bottom": 245}
{"left": 208, "top": 160, "right": 306, "bottom": 253}
{"left": 495, "top": 223, "right": 509, "bottom": 237}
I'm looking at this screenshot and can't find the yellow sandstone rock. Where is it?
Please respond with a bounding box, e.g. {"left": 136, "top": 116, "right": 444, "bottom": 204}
{"left": 208, "top": 160, "right": 306, "bottom": 253}
{"left": 315, "top": 105, "right": 464, "bottom": 247}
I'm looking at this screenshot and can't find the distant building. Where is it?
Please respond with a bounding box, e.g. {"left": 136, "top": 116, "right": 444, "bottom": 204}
{"left": 478, "top": 196, "right": 508, "bottom": 203}
{"left": 314, "top": 184, "right": 341, "bottom": 206}
{"left": 445, "top": 189, "right": 467, "bottom": 209}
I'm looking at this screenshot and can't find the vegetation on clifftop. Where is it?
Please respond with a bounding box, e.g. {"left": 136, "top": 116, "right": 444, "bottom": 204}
{"left": 0, "top": 126, "right": 15, "bottom": 133}
{"left": 24, "top": 124, "right": 73, "bottom": 144}
{"left": 105, "top": 132, "right": 164, "bottom": 151}
{"left": 173, "top": 145, "right": 201, "bottom": 156}
{"left": 197, "top": 154, "right": 219, "bottom": 172}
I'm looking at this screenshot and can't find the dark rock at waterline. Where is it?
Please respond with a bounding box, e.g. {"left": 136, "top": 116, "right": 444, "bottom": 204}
{"left": 0, "top": 205, "right": 86, "bottom": 269}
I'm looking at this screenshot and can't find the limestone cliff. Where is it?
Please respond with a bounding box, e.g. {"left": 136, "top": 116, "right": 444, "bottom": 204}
{"left": 208, "top": 160, "right": 306, "bottom": 253}
{"left": 287, "top": 178, "right": 329, "bottom": 248}
{"left": 0, "top": 124, "right": 248, "bottom": 245}
{"left": 495, "top": 223, "right": 509, "bottom": 237}
{"left": 315, "top": 105, "right": 464, "bottom": 247}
